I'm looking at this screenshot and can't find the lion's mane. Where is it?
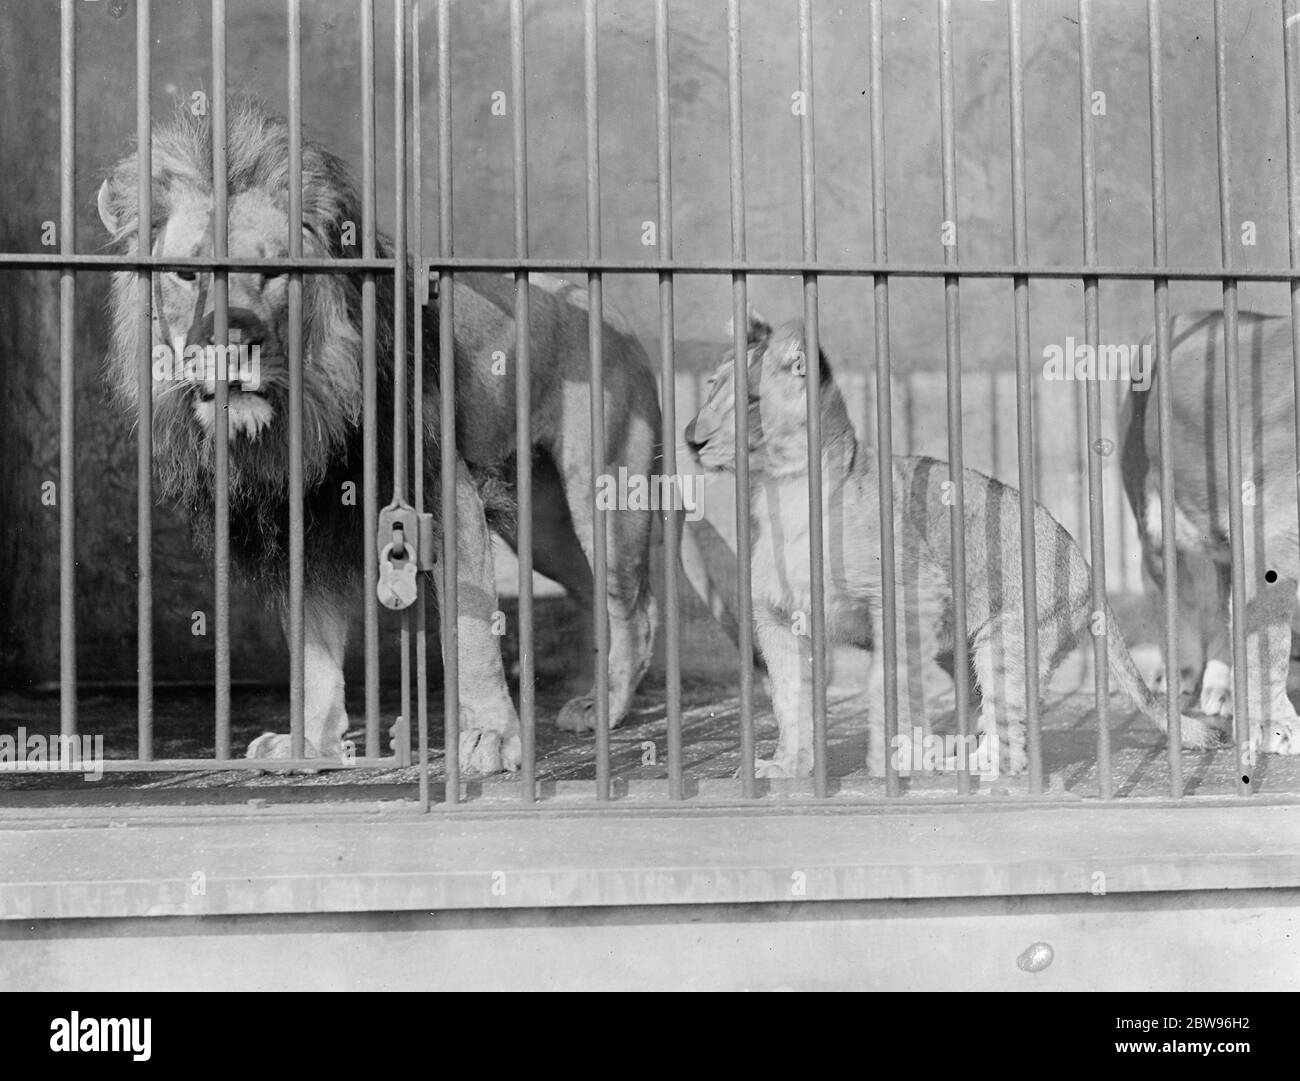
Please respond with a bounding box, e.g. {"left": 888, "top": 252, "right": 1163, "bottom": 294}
{"left": 100, "top": 97, "right": 416, "bottom": 599}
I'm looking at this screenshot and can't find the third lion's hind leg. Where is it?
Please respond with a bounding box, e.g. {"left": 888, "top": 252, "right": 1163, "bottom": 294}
{"left": 1198, "top": 560, "right": 1233, "bottom": 719}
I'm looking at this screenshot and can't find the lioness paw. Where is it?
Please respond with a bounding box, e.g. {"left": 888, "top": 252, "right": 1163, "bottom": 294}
{"left": 458, "top": 728, "right": 521, "bottom": 775}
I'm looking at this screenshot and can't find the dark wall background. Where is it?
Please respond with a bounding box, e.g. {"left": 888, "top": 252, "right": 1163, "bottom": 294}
{"left": 1, "top": 0, "right": 1293, "bottom": 686}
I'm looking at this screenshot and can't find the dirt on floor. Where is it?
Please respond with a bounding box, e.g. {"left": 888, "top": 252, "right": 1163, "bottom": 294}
{"left": 3, "top": 637, "right": 1299, "bottom": 802}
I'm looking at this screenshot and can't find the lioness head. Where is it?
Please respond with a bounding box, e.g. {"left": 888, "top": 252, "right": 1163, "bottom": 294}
{"left": 98, "top": 97, "right": 372, "bottom": 504}
{"left": 685, "top": 312, "right": 832, "bottom": 478}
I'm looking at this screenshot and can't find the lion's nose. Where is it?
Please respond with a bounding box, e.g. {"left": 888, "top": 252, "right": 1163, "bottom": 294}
{"left": 684, "top": 417, "right": 705, "bottom": 453}
{"left": 195, "top": 307, "right": 266, "bottom": 350}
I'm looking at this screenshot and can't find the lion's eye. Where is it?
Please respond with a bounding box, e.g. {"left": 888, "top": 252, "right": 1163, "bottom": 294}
{"left": 791, "top": 351, "right": 807, "bottom": 377}
{"left": 174, "top": 270, "right": 197, "bottom": 283}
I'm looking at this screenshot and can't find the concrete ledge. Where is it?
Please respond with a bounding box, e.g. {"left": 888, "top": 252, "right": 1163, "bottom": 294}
{"left": 3, "top": 890, "right": 1298, "bottom": 991}
{"left": 1, "top": 802, "right": 1298, "bottom": 920}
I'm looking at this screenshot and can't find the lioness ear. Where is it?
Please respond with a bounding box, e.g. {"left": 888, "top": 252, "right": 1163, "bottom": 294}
{"left": 723, "top": 305, "right": 772, "bottom": 346}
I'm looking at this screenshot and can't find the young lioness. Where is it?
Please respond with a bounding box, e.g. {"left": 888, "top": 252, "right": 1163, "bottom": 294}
{"left": 684, "top": 315, "right": 1222, "bottom": 777}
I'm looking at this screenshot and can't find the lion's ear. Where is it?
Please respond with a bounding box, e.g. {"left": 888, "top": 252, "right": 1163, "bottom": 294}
{"left": 97, "top": 172, "right": 133, "bottom": 237}
{"left": 98, "top": 163, "right": 169, "bottom": 244}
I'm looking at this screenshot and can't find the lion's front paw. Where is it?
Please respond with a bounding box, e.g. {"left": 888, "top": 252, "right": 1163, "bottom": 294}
{"left": 1199, "top": 660, "right": 1233, "bottom": 718}
{"left": 556, "top": 694, "right": 597, "bottom": 732}
{"left": 750, "top": 755, "right": 809, "bottom": 779}
{"left": 1001, "top": 741, "right": 1028, "bottom": 776}
{"left": 458, "top": 728, "right": 522, "bottom": 775}
{"left": 246, "top": 732, "right": 322, "bottom": 759}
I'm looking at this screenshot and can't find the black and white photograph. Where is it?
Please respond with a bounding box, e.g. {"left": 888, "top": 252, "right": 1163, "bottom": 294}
{"left": 0, "top": 0, "right": 1297, "bottom": 1011}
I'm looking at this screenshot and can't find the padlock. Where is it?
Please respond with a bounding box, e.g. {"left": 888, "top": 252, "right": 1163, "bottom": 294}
{"left": 377, "top": 542, "right": 420, "bottom": 610}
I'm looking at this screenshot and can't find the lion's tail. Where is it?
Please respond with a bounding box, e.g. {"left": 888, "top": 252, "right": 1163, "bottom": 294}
{"left": 1103, "top": 602, "right": 1224, "bottom": 750}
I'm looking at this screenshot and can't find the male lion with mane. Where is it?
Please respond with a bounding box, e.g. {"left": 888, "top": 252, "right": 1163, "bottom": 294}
{"left": 97, "top": 97, "right": 661, "bottom": 772}
{"left": 685, "top": 314, "right": 1224, "bottom": 778}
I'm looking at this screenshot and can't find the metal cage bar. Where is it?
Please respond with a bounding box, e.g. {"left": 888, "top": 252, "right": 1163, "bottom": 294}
{"left": 727, "top": 0, "right": 757, "bottom": 795}
{"left": 59, "top": 0, "right": 77, "bottom": 760}
{"left": 1285, "top": 0, "right": 1300, "bottom": 792}
{"left": 411, "top": 0, "right": 431, "bottom": 811}
{"left": 511, "top": 0, "right": 537, "bottom": 802}
{"left": 18, "top": 251, "right": 1300, "bottom": 280}
{"left": 211, "top": 0, "right": 232, "bottom": 762}
{"left": 1147, "top": 0, "right": 1183, "bottom": 798}
{"left": 1213, "top": 0, "right": 1251, "bottom": 797}
{"left": 584, "top": 0, "right": 612, "bottom": 800}
{"left": 360, "top": 0, "right": 381, "bottom": 759}
{"left": 655, "top": 0, "right": 685, "bottom": 800}
{"left": 1007, "top": 0, "right": 1043, "bottom": 793}
{"left": 436, "top": 0, "right": 460, "bottom": 804}
{"left": 868, "top": 0, "right": 901, "bottom": 797}
{"left": 797, "top": 0, "right": 828, "bottom": 797}
{"left": 134, "top": 1, "right": 154, "bottom": 763}
{"left": 287, "top": 0, "right": 307, "bottom": 762}
{"left": 1077, "top": 0, "right": 1112, "bottom": 798}
{"left": 938, "top": 0, "right": 972, "bottom": 791}
{"left": 394, "top": 0, "right": 411, "bottom": 770}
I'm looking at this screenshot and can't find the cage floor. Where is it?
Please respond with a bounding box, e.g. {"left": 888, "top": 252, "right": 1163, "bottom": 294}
{"left": 4, "top": 646, "right": 1300, "bottom": 802}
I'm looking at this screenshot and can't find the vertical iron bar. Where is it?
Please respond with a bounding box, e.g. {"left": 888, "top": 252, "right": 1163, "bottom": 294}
{"left": 938, "top": 0, "right": 972, "bottom": 792}
{"left": 869, "top": 0, "right": 900, "bottom": 796}
{"left": 656, "top": 0, "right": 684, "bottom": 800}
{"left": 361, "top": 0, "right": 380, "bottom": 758}
{"left": 1285, "top": 0, "right": 1300, "bottom": 797}
{"left": 287, "top": 0, "right": 306, "bottom": 761}
{"left": 59, "top": 0, "right": 76, "bottom": 756}
{"left": 585, "top": 0, "right": 612, "bottom": 800}
{"left": 411, "top": 0, "right": 430, "bottom": 810}
{"left": 1008, "top": 0, "right": 1042, "bottom": 792}
{"left": 727, "top": 0, "right": 757, "bottom": 795}
{"left": 393, "top": 1, "right": 408, "bottom": 507}
{"left": 394, "top": 0, "right": 411, "bottom": 768}
{"left": 1214, "top": 0, "right": 1251, "bottom": 795}
{"left": 1148, "top": 0, "right": 1182, "bottom": 797}
{"left": 798, "top": 0, "right": 828, "bottom": 797}
{"left": 511, "top": 0, "right": 536, "bottom": 802}
{"left": 135, "top": 0, "right": 153, "bottom": 760}
{"left": 437, "top": 0, "right": 460, "bottom": 803}
{"left": 211, "top": 0, "right": 232, "bottom": 761}
{"left": 1078, "top": 0, "right": 1112, "bottom": 798}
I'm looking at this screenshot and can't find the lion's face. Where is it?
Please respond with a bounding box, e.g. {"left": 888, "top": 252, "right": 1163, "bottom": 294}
{"left": 98, "top": 99, "right": 369, "bottom": 506}
{"left": 685, "top": 315, "right": 814, "bottom": 477}
{"left": 150, "top": 188, "right": 302, "bottom": 441}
